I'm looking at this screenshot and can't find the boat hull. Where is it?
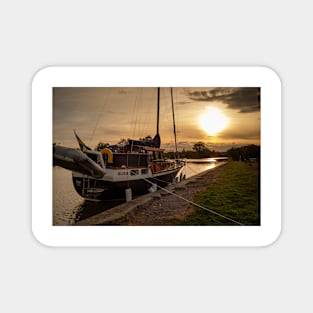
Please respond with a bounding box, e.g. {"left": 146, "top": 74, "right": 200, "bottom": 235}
{"left": 72, "top": 167, "right": 183, "bottom": 201}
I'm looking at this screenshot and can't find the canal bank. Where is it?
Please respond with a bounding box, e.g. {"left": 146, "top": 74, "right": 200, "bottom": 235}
{"left": 75, "top": 161, "right": 228, "bottom": 226}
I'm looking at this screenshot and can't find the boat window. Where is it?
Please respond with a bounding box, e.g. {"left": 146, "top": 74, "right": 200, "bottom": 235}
{"left": 141, "top": 169, "right": 148, "bottom": 175}
{"left": 130, "top": 170, "right": 139, "bottom": 176}
{"left": 113, "top": 154, "right": 148, "bottom": 167}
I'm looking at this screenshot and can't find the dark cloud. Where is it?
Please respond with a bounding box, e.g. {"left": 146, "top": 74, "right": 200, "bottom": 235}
{"left": 188, "top": 87, "right": 260, "bottom": 113}
{"left": 216, "top": 128, "right": 260, "bottom": 141}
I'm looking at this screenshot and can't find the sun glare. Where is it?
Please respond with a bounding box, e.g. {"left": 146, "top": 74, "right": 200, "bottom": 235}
{"left": 199, "top": 107, "right": 228, "bottom": 136}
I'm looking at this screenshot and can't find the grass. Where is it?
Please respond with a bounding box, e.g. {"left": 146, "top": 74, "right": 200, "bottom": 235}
{"left": 177, "top": 161, "right": 260, "bottom": 226}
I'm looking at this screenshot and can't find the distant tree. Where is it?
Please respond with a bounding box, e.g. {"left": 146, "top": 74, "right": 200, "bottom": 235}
{"left": 227, "top": 145, "right": 260, "bottom": 161}
{"left": 227, "top": 147, "right": 241, "bottom": 161}
{"left": 164, "top": 151, "right": 175, "bottom": 159}
{"left": 180, "top": 148, "right": 187, "bottom": 158}
{"left": 193, "top": 141, "right": 206, "bottom": 152}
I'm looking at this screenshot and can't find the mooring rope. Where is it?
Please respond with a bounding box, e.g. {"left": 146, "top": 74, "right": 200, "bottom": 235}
{"left": 185, "top": 163, "right": 199, "bottom": 175}
{"left": 142, "top": 177, "right": 244, "bottom": 226}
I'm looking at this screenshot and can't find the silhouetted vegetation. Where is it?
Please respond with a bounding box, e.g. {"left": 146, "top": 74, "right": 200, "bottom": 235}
{"left": 94, "top": 135, "right": 260, "bottom": 163}
{"left": 165, "top": 141, "right": 227, "bottom": 159}
{"left": 226, "top": 145, "right": 260, "bottom": 162}
{"left": 165, "top": 143, "right": 260, "bottom": 161}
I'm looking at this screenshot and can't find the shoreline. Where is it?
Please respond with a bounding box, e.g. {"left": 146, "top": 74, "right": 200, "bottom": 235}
{"left": 75, "top": 162, "right": 227, "bottom": 226}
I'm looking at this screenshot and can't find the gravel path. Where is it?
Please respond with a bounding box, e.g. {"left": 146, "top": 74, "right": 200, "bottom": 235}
{"left": 120, "top": 164, "right": 226, "bottom": 225}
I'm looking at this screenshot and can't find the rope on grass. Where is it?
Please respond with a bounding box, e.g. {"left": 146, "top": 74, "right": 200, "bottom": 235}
{"left": 142, "top": 178, "right": 244, "bottom": 226}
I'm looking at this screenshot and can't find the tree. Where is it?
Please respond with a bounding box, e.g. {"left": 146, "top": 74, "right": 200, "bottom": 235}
{"left": 193, "top": 141, "right": 206, "bottom": 152}
{"left": 227, "top": 145, "right": 260, "bottom": 161}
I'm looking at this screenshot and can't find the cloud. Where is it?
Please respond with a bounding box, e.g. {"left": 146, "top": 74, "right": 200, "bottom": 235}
{"left": 216, "top": 128, "right": 260, "bottom": 141}
{"left": 188, "top": 87, "right": 260, "bottom": 113}
{"left": 53, "top": 87, "right": 260, "bottom": 150}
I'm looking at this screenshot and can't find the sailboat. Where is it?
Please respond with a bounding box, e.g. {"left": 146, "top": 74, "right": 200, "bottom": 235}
{"left": 53, "top": 87, "right": 186, "bottom": 201}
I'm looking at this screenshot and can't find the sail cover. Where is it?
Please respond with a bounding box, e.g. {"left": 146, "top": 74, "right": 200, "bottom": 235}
{"left": 128, "top": 133, "right": 161, "bottom": 148}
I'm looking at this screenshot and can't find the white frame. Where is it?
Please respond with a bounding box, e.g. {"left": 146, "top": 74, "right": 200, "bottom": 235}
{"left": 32, "top": 66, "right": 281, "bottom": 247}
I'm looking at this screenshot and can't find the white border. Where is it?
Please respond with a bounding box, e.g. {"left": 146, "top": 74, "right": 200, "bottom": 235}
{"left": 32, "top": 66, "right": 281, "bottom": 247}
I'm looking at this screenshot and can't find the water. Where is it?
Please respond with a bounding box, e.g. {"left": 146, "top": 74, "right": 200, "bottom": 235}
{"left": 53, "top": 159, "right": 222, "bottom": 225}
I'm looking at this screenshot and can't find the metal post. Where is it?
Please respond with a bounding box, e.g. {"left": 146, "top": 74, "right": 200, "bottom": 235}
{"left": 125, "top": 188, "right": 132, "bottom": 202}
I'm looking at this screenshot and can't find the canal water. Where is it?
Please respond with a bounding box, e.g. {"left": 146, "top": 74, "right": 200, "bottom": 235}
{"left": 53, "top": 159, "right": 223, "bottom": 225}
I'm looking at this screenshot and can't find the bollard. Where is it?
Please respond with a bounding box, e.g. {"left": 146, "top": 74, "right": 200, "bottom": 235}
{"left": 125, "top": 188, "right": 132, "bottom": 202}
{"left": 148, "top": 183, "right": 157, "bottom": 193}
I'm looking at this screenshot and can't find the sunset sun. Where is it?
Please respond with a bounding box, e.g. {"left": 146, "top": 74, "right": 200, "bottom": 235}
{"left": 199, "top": 107, "right": 228, "bottom": 136}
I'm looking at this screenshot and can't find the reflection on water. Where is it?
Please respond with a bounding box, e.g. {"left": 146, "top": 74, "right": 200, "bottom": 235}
{"left": 53, "top": 167, "right": 123, "bottom": 225}
{"left": 53, "top": 159, "right": 223, "bottom": 225}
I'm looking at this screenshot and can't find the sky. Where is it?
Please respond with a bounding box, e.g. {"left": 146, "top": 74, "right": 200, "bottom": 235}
{"left": 53, "top": 87, "right": 260, "bottom": 152}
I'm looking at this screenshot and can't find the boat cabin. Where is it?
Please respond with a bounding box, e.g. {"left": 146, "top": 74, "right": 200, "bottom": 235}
{"left": 85, "top": 144, "right": 174, "bottom": 174}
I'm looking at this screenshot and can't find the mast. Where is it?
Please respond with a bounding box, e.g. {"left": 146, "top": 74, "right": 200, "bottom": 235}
{"left": 157, "top": 87, "right": 160, "bottom": 135}
{"left": 170, "top": 88, "right": 178, "bottom": 159}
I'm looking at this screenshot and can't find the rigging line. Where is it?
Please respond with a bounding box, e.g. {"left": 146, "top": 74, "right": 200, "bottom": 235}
{"left": 142, "top": 107, "right": 152, "bottom": 138}
{"left": 160, "top": 89, "right": 173, "bottom": 149}
{"left": 132, "top": 88, "right": 143, "bottom": 139}
{"left": 137, "top": 88, "right": 143, "bottom": 137}
{"left": 139, "top": 88, "right": 151, "bottom": 138}
{"left": 171, "top": 87, "right": 178, "bottom": 158}
{"left": 164, "top": 89, "right": 175, "bottom": 148}
{"left": 138, "top": 88, "right": 155, "bottom": 139}
{"left": 88, "top": 88, "right": 111, "bottom": 147}
{"left": 129, "top": 88, "right": 140, "bottom": 139}
{"left": 152, "top": 175, "right": 185, "bottom": 186}
{"left": 174, "top": 88, "right": 180, "bottom": 152}
{"left": 146, "top": 90, "right": 154, "bottom": 135}
{"left": 185, "top": 163, "right": 201, "bottom": 175}
{"left": 141, "top": 177, "right": 244, "bottom": 226}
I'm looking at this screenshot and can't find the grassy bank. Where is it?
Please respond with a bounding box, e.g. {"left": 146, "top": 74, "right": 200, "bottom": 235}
{"left": 178, "top": 161, "right": 260, "bottom": 226}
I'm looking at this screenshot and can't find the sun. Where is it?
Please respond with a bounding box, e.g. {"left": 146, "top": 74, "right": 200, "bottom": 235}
{"left": 199, "top": 107, "right": 228, "bottom": 136}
